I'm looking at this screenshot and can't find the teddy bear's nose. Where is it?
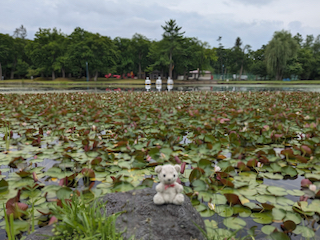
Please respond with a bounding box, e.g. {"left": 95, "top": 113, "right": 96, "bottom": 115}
{"left": 167, "top": 179, "right": 171, "bottom": 182}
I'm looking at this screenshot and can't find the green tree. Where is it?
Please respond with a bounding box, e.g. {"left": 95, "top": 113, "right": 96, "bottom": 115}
{"left": 9, "top": 25, "right": 28, "bottom": 79}
{"left": 113, "top": 37, "right": 134, "bottom": 77}
{"left": 297, "top": 48, "right": 315, "bottom": 79}
{"left": 312, "top": 35, "right": 320, "bottom": 79}
{"left": 161, "top": 19, "right": 185, "bottom": 78}
{"left": 265, "top": 30, "right": 299, "bottom": 80}
{"left": 131, "top": 33, "right": 151, "bottom": 79}
{"left": 0, "top": 33, "right": 14, "bottom": 80}
{"left": 213, "top": 37, "right": 231, "bottom": 79}
{"left": 88, "top": 33, "right": 118, "bottom": 81}
{"left": 67, "top": 28, "right": 118, "bottom": 80}
{"left": 293, "top": 33, "right": 303, "bottom": 47}
{"left": 192, "top": 40, "right": 217, "bottom": 80}
{"left": 231, "top": 37, "right": 251, "bottom": 80}
{"left": 15, "top": 59, "right": 29, "bottom": 78}
{"left": 250, "top": 45, "right": 268, "bottom": 80}
{"left": 26, "top": 28, "right": 65, "bottom": 80}
{"left": 146, "top": 40, "right": 168, "bottom": 77}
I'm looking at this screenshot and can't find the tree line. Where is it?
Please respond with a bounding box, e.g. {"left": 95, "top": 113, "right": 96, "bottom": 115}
{"left": 0, "top": 20, "right": 320, "bottom": 81}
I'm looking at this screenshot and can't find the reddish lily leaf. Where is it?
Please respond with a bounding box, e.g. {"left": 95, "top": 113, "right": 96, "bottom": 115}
{"left": 301, "top": 179, "right": 312, "bottom": 187}
{"left": 283, "top": 220, "right": 296, "bottom": 232}
{"left": 189, "top": 167, "right": 204, "bottom": 182}
{"left": 180, "top": 162, "right": 186, "bottom": 174}
{"left": 261, "top": 203, "right": 275, "bottom": 211}
{"left": 247, "top": 159, "right": 257, "bottom": 168}
{"left": 174, "top": 156, "right": 182, "bottom": 164}
{"left": 48, "top": 216, "right": 58, "bottom": 225}
{"left": 295, "top": 155, "right": 308, "bottom": 163}
{"left": 237, "top": 161, "right": 250, "bottom": 171}
{"left": 224, "top": 193, "right": 241, "bottom": 205}
{"left": 281, "top": 149, "right": 295, "bottom": 158}
{"left": 220, "top": 178, "right": 234, "bottom": 188}
{"left": 91, "top": 157, "right": 102, "bottom": 165}
{"left": 81, "top": 168, "right": 95, "bottom": 178}
{"left": 301, "top": 145, "right": 312, "bottom": 155}
{"left": 32, "top": 172, "right": 39, "bottom": 182}
{"left": 37, "top": 210, "right": 52, "bottom": 216}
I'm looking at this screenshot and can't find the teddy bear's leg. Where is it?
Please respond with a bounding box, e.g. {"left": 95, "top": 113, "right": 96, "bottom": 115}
{"left": 153, "top": 193, "right": 165, "bottom": 205}
{"left": 172, "top": 193, "right": 184, "bottom": 205}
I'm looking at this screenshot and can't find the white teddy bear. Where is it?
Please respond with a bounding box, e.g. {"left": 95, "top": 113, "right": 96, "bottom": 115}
{"left": 153, "top": 164, "right": 184, "bottom": 205}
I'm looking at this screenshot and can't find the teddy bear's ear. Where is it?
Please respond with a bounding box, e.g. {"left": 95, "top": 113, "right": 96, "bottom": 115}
{"left": 155, "top": 166, "right": 162, "bottom": 173}
{"left": 174, "top": 164, "right": 181, "bottom": 173}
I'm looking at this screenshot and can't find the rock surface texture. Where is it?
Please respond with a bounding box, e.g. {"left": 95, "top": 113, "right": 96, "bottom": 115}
{"left": 25, "top": 188, "right": 206, "bottom": 240}
{"left": 102, "top": 188, "right": 206, "bottom": 240}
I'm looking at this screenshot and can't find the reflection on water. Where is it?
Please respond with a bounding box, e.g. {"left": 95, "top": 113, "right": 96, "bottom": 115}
{"left": 2, "top": 84, "right": 320, "bottom": 93}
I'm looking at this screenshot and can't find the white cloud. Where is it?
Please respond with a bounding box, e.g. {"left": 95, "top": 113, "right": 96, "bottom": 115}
{"left": 0, "top": 0, "right": 320, "bottom": 50}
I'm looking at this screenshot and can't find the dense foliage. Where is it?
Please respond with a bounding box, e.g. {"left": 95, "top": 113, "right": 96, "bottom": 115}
{"left": 1, "top": 91, "right": 320, "bottom": 239}
{"left": 1, "top": 21, "right": 320, "bottom": 81}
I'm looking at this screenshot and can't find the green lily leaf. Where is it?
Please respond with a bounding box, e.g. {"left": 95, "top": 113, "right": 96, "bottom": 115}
{"left": 223, "top": 217, "right": 246, "bottom": 230}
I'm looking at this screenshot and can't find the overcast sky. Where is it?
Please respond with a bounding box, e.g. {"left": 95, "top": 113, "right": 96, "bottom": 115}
{"left": 1, "top": 0, "right": 320, "bottom": 50}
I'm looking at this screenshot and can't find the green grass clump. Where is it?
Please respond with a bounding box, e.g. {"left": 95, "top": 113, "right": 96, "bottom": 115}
{"left": 49, "top": 194, "right": 123, "bottom": 240}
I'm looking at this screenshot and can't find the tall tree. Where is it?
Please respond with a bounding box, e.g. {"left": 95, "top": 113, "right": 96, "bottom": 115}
{"left": 88, "top": 33, "right": 118, "bottom": 81}
{"left": 67, "top": 28, "right": 118, "bottom": 80}
{"left": 113, "top": 37, "right": 134, "bottom": 77}
{"left": 10, "top": 25, "right": 28, "bottom": 79}
{"left": 131, "top": 33, "right": 151, "bottom": 79}
{"left": 250, "top": 45, "right": 268, "bottom": 80}
{"left": 161, "top": 19, "right": 185, "bottom": 78}
{"left": 146, "top": 40, "right": 168, "bottom": 77}
{"left": 0, "top": 34, "right": 14, "bottom": 80}
{"left": 265, "top": 30, "right": 299, "bottom": 80}
{"left": 26, "top": 28, "right": 65, "bottom": 80}
{"left": 231, "top": 37, "right": 251, "bottom": 80}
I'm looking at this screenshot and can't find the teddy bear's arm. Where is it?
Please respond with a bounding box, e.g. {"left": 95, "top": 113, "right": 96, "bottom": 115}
{"left": 175, "top": 183, "right": 183, "bottom": 193}
{"left": 156, "top": 182, "right": 165, "bottom": 192}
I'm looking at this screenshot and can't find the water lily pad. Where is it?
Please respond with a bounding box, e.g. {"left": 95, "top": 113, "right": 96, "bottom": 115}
{"left": 211, "top": 194, "right": 227, "bottom": 205}
{"left": 268, "top": 231, "right": 290, "bottom": 240}
{"left": 251, "top": 212, "right": 273, "bottom": 224}
{"left": 283, "top": 212, "right": 301, "bottom": 224}
{"left": 198, "top": 191, "right": 215, "bottom": 202}
{"left": 267, "top": 186, "right": 287, "bottom": 196}
{"left": 0, "top": 179, "right": 9, "bottom": 194}
{"left": 287, "top": 189, "right": 305, "bottom": 196}
{"left": 232, "top": 205, "right": 251, "bottom": 217}
{"left": 305, "top": 173, "right": 320, "bottom": 180}
{"left": 261, "top": 225, "right": 276, "bottom": 235}
{"left": 56, "top": 187, "right": 72, "bottom": 199}
{"left": 293, "top": 225, "right": 315, "bottom": 238}
{"left": 256, "top": 195, "right": 277, "bottom": 204}
{"left": 276, "top": 196, "right": 294, "bottom": 206}
{"left": 261, "top": 173, "right": 284, "bottom": 180}
{"left": 200, "top": 209, "right": 215, "bottom": 217}
{"left": 237, "top": 187, "right": 257, "bottom": 196}
{"left": 192, "top": 179, "right": 207, "bottom": 192}
{"left": 223, "top": 217, "right": 246, "bottom": 230}
{"left": 272, "top": 208, "right": 286, "bottom": 221}
{"left": 215, "top": 205, "right": 233, "bottom": 217}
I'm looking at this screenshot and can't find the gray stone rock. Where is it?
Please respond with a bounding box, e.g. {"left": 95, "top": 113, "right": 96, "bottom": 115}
{"left": 25, "top": 188, "right": 206, "bottom": 240}
{"left": 25, "top": 225, "right": 54, "bottom": 240}
{"left": 101, "top": 188, "right": 206, "bottom": 240}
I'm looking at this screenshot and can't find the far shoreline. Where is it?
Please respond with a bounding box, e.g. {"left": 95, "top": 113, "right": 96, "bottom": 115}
{"left": 1, "top": 78, "right": 320, "bottom": 86}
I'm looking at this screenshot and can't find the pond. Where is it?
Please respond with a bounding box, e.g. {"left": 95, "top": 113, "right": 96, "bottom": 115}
{"left": 1, "top": 90, "right": 320, "bottom": 239}
{"left": 1, "top": 83, "right": 320, "bottom": 93}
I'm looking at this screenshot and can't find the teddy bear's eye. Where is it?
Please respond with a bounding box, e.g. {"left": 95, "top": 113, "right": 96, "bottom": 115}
{"left": 163, "top": 174, "right": 166, "bottom": 177}
{"left": 173, "top": 174, "right": 176, "bottom": 177}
